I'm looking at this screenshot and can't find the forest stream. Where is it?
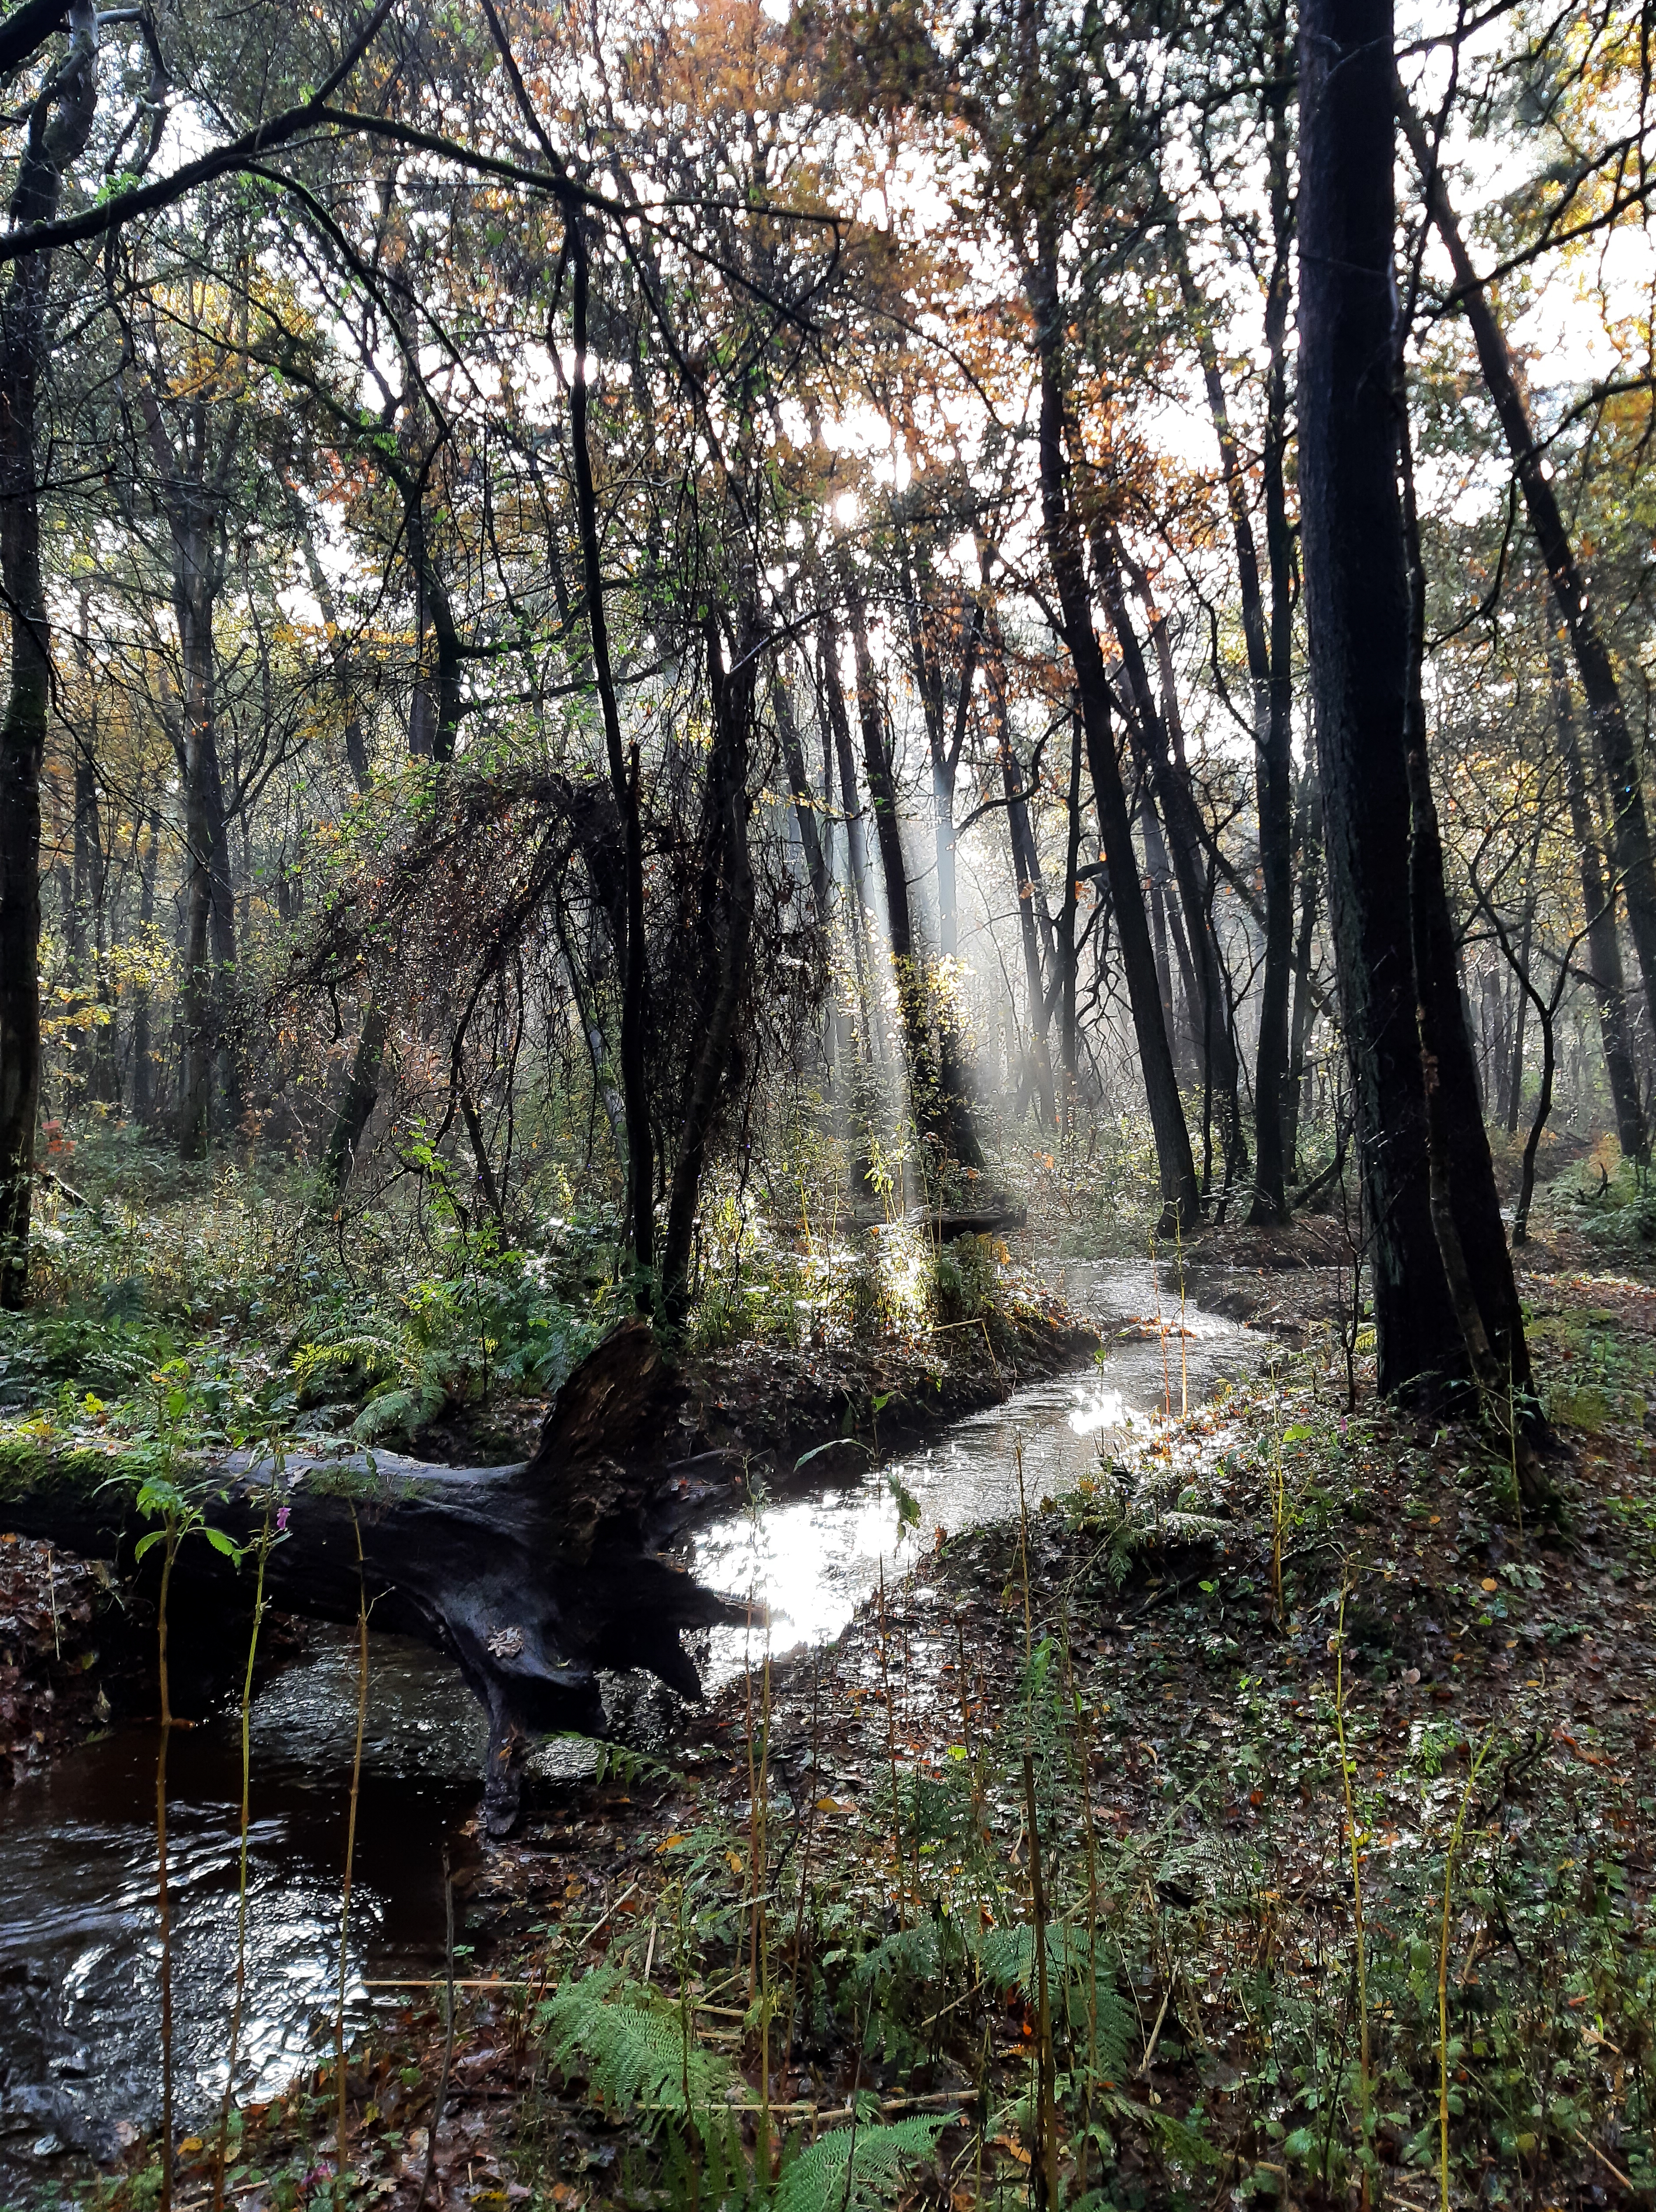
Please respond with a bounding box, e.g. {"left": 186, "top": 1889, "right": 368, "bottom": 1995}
{"left": 0, "top": 1259, "right": 1259, "bottom": 2181}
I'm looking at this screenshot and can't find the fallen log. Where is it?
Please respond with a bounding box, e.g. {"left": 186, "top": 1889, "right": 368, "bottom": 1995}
{"left": 0, "top": 1319, "right": 746, "bottom": 1835}
{"left": 899, "top": 1196, "right": 1028, "bottom": 1241}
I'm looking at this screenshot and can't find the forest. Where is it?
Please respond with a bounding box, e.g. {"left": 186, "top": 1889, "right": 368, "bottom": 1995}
{"left": 1, "top": 0, "right": 1656, "bottom": 2204}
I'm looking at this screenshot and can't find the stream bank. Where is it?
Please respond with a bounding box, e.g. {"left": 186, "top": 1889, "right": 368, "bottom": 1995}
{"left": 83, "top": 1249, "right": 1656, "bottom": 2210}
{"left": 0, "top": 1261, "right": 1225, "bottom": 2199}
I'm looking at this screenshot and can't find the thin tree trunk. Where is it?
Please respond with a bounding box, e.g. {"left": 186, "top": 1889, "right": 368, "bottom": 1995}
{"left": 842, "top": 574, "right": 984, "bottom": 1174}
{"left": 993, "top": 656, "right": 1057, "bottom": 1130}
{"left": 1551, "top": 653, "right": 1646, "bottom": 1159}
{"left": 1504, "top": 828, "right": 1543, "bottom": 1137}
{"left": 773, "top": 669, "right": 829, "bottom": 922}
{"left": 131, "top": 805, "right": 162, "bottom": 1123}
{"left": 1028, "top": 227, "right": 1197, "bottom": 1230}
{"left": 1284, "top": 770, "right": 1322, "bottom": 1182}
{"left": 568, "top": 208, "right": 653, "bottom": 1282}
{"left": 1095, "top": 529, "right": 1246, "bottom": 1182}
{"left": 661, "top": 610, "right": 757, "bottom": 1315}
{"left": 1398, "top": 88, "right": 1656, "bottom": 1046}
{"left": 1057, "top": 712, "right": 1083, "bottom": 1120}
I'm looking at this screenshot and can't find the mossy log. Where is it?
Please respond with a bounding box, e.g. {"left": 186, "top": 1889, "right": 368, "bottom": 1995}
{"left": 0, "top": 1320, "right": 745, "bottom": 1834}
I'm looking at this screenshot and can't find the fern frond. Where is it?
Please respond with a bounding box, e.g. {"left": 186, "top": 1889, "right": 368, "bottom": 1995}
{"left": 542, "top": 1968, "right": 733, "bottom": 2145}
{"left": 295, "top": 1335, "right": 402, "bottom": 1383}
{"left": 350, "top": 1389, "right": 419, "bottom": 1442}
{"left": 773, "top": 2115, "right": 945, "bottom": 2212}
{"left": 973, "top": 1925, "right": 1132, "bottom": 2078}
{"left": 853, "top": 1919, "right": 943, "bottom": 1997}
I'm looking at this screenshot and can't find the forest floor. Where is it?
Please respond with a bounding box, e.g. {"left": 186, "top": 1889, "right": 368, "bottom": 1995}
{"left": 12, "top": 1149, "right": 1656, "bottom": 2210}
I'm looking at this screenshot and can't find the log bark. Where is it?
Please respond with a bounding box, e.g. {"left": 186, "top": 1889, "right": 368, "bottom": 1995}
{"left": 0, "top": 1320, "right": 745, "bottom": 1836}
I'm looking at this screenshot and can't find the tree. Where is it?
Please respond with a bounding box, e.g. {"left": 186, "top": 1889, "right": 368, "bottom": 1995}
{"left": 0, "top": 0, "right": 102, "bottom": 1306}
{"left": 1297, "top": 0, "right": 1529, "bottom": 1407}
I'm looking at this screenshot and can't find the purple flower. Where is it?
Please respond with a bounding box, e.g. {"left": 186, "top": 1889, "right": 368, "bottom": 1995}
{"left": 275, "top": 1505, "right": 290, "bottom": 1533}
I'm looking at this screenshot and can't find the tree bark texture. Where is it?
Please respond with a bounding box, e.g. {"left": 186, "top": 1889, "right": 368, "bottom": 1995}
{"left": 660, "top": 611, "right": 758, "bottom": 1316}
{"left": 0, "top": 0, "right": 99, "bottom": 1306}
{"left": 1299, "top": 0, "right": 1527, "bottom": 1401}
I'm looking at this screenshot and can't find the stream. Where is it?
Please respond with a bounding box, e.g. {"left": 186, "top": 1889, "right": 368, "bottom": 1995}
{"left": 0, "top": 1259, "right": 1257, "bottom": 2189}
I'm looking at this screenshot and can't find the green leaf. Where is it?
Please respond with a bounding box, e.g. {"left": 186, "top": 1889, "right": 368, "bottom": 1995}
{"left": 795, "top": 1437, "right": 873, "bottom": 1471}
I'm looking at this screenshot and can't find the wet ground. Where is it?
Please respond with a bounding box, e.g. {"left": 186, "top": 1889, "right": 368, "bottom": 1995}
{"left": 0, "top": 1257, "right": 1259, "bottom": 2190}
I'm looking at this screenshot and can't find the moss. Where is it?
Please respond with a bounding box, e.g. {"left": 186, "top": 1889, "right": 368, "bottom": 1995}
{"left": 0, "top": 1427, "right": 167, "bottom": 1505}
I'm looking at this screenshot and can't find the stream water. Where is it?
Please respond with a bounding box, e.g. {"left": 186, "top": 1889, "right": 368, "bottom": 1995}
{"left": 0, "top": 1258, "right": 1256, "bottom": 2190}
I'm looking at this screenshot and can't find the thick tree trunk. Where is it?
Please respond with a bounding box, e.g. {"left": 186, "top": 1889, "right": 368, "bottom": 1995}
{"left": 1299, "top": 0, "right": 1527, "bottom": 1402}
{"left": 1552, "top": 654, "right": 1647, "bottom": 1160}
{"left": 0, "top": 1321, "right": 745, "bottom": 1837}
{"left": 1398, "top": 90, "right": 1656, "bottom": 1048}
{"left": 1028, "top": 232, "right": 1197, "bottom": 1229}
{"left": 0, "top": 3, "right": 98, "bottom": 1306}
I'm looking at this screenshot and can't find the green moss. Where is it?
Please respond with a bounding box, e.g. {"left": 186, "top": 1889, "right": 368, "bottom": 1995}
{"left": 0, "top": 1427, "right": 167, "bottom": 1505}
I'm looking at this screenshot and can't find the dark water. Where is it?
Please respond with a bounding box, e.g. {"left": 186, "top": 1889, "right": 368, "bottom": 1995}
{"left": 0, "top": 1634, "right": 485, "bottom": 2188}
{"left": 0, "top": 1257, "right": 1256, "bottom": 2189}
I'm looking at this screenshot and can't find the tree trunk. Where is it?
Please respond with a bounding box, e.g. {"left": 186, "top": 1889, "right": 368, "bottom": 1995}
{"left": 177, "top": 566, "right": 234, "bottom": 1160}
{"left": 1028, "top": 229, "right": 1197, "bottom": 1229}
{"left": 993, "top": 656, "right": 1057, "bottom": 1130}
{"left": 569, "top": 210, "right": 653, "bottom": 1281}
{"left": 1299, "top": 0, "right": 1528, "bottom": 1402}
{"left": 1171, "top": 109, "right": 1295, "bottom": 1217}
{"left": 660, "top": 611, "right": 758, "bottom": 1316}
{"left": 1504, "top": 829, "right": 1543, "bottom": 1137}
{"left": 773, "top": 668, "right": 830, "bottom": 922}
{"left": 1398, "top": 88, "right": 1656, "bottom": 1048}
{"left": 1284, "top": 769, "right": 1322, "bottom": 1181}
{"left": 0, "top": 0, "right": 99, "bottom": 1306}
{"left": 842, "top": 574, "right": 984, "bottom": 1175}
{"left": 1552, "top": 653, "right": 1647, "bottom": 1160}
{"left": 1094, "top": 529, "right": 1246, "bottom": 1187}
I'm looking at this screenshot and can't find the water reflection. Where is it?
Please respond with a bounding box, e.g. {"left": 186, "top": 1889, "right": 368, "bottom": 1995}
{"left": 689, "top": 1258, "right": 1257, "bottom": 1686}
{"left": 0, "top": 1633, "right": 484, "bottom": 2184}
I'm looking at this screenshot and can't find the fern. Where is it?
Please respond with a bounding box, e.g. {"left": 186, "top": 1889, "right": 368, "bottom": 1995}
{"left": 973, "top": 1924, "right": 1133, "bottom": 2078}
{"left": 293, "top": 1334, "right": 401, "bottom": 1385}
{"left": 852, "top": 1919, "right": 944, "bottom": 1998}
{"left": 542, "top": 1967, "right": 734, "bottom": 2148}
{"left": 350, "top": 1368, "right": 449, "bottom": 1442}
{"left": 773, "top": 2114, "right": 946, "bottom": 2212}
